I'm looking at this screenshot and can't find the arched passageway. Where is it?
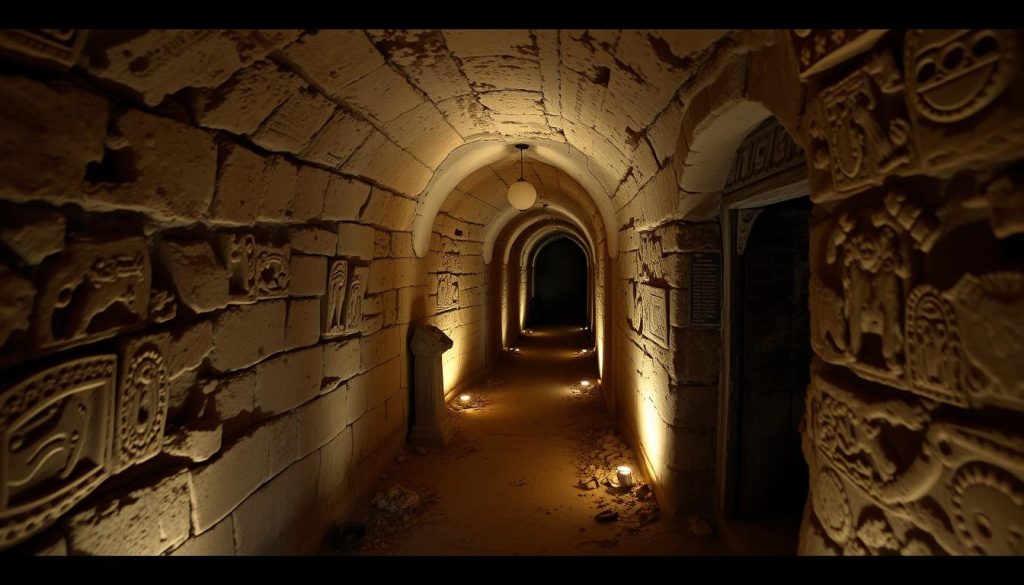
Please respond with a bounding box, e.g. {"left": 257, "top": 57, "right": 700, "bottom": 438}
{"left": 0, "top": 28, "right": 1020, "bottom": 558}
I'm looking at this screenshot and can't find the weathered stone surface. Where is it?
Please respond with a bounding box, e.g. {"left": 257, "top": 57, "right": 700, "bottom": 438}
{"left": 164, "top": 419, "right": 224, "bottom": 463}
{"left": 301, "top": 108, "right": 375, "bottom": 169}
{"left": 188, "top": 59, "right": 305, "bottom": 135}
{"left": 207, "top": 370, "right": 256, "bottom": 428}
{"left": 67, "top": 470, "right": 191, "bottom": 556}
{"left": 85, "top": 109, "right": 216, "bottom": 222}
{"left": 0, "top": 263, "right": 34, "bottom": 350}
{"left": 232, "top": 453, "right": 318, "bottom": 555}
{"left": 341, "top": 131, "right": 433, "bottom": 196}
{"left": 367, "top": 259, "right": 395, "bottom": 294}
{"left": 293, "top": 166, "right": 329, "bottom": 222}
{"left": 253, "top": 346, "right": 324, "bottom": 415}
{"left": 171, "top": 516, "right": 233, "bottom": 556}
{"left": 323, "top": 339, "right": 360, "bottom": 382}
{"left": 335, "top": 65, "right": 423, "bottom": 126}
{"left": 158, "top": 239, "right": 231, "bottom": 313}
{"left": 209, "top": 143, "right": 264, "bottom": 224}
{"left": 298, "top": 386, "right": 349, "bottom": 457}
{"left": 290, "top": 227, "right": 338, "bottom": 256}
{"left": 337, "top": 223, "right": 375, "bottom": 260}
{"left": 322, "top": 175, "right": 371, "bottom": 221}
{"left": 83, "top": 30, "right": 301, "bottom": 106}
{"left": 167, "top": 320, "right": 214, "bottom": 377}
{"left": 285, "top": 298, "right": 320, "bottom": 351}
{"left": 368, "top": 29, "right": 473, "bottom": 102}
{"left": 280, "top": 30, "right": 383, "bottom": 97}
{"left": 0, "top": 77, "right": 107, "bottom": 202}
{"left": 0, "top": 30, "right": 89, "bottom": 71}
{"left": 189, "top": 425, "right": 270, "bottom": 532}
{"left": 258, "top": 156, "right": 297, "bottom": 222}
{"left": 353, "top": 403, "right": 390, "bottom": 461}
{"left": 318, "top": 426, "right": 353, "bottom": 496}
{"left": 289, "top": 254, "right": 328, "bottom": 298}
{"left": 208, "top": 300, "right": 286, "bottom": 373}
{"left": 383, "top": 102, "right": 463, "bottom": 169}
{"left": 0, "top": 207, "right": 65, "bottom": 265}
{"left": 250, "top": 87, "right": 335, "bottom": 154}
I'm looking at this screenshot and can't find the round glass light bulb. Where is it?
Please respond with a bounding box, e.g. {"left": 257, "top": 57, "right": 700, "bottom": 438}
{"left": 507, "top": 179, "right": 537, "bottom": 210}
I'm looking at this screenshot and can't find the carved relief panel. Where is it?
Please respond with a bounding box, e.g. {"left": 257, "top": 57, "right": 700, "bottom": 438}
{"left": 723, "top": 117, "right": 805, "bottom": 194}
{"left": 791, "top": 29, "right": 889, "bottom": 79}
{"left": 904, "top": 30, "right": 1023, "bottom": 175}
{"left": 0, "top": 356, "right": 116, "bottom": 548}
{"left": 436, "top": 273, "right": 458, "bottom": 312}
{"left": 805, "top": 52, "right": 915, "bottom": 202}
{"left": 113, "top": 336, "right": 170, "bottom": 472}
{"left": 0, "top": 30, "right": 89, "bottom": 69}
{"left": 343, "top": 266, "right": 368, "bottom": 332}
{"left": 31, "top": 238, "right": 151, "bottom": 354}
{"left": 216, "top": 233, "right": 290, "bottom": 301}
{"left": 640, "top": 285, "right": 669, "bottom": 350}
{"left": 322, "top": 260, "right": 349, "bottom": 337}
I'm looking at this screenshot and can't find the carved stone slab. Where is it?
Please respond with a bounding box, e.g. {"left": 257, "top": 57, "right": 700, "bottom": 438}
{"left": 437, "top": 273, "right": 458, "bottom": 312}
{"left": 641, "top": 285, "right": 669, "bottom": 350}
{"left": 322, "top": 260, "right": 349, "bottom": 337}
{"left": 724, "top": 117, "right": 805, "bottom": 194}
{"left": 791, "top": 29, "right": 889, "bottom": 79}
{"left": 0, "top": 30, "right": 89, "bottom": 70}
{"left": 31, "top": 238, "right": 152, "bottom": 354}
{"left": 0, "top": 356, "right": 117, "bottom": 549}
{"left": 805, "top": 52, "right": 914, "bottom": 202}
{"left": 343, "top": 266, "right": 368, "bottom": 332}
{"left": 216, "top": 233, "right": 291, "bottom": 301}
{"left": 113, "top": 337, "right": 170, "bottom": 472}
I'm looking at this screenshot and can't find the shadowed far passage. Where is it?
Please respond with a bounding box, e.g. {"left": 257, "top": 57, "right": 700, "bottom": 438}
{"left": 530, "top": 237, "right": 588, "bottom": 327}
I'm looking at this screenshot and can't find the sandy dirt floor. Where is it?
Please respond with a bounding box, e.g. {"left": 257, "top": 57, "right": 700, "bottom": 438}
{"left": 331, "top": 325, "right": 799, "bottom": 556}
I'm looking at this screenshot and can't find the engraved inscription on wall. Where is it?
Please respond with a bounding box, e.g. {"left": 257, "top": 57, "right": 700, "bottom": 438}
{"left": 690, "top": 253, "right": 722, "bottom": 326}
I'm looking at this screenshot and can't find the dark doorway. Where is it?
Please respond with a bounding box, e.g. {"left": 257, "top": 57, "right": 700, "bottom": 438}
{"left": 530, "top": 237, "right": 587, "bottom": 326}
{"left": 733, "top": 196, "right": 811, "bottom": 519}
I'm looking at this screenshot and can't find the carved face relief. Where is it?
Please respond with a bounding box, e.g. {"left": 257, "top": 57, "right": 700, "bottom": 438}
{"left": 114, "top": 338, "right": 169, "bottom": 471}
{"left": 32, "top": 238, "right": 151, "bottom": 354}
{"left": 323, "top": 260, "right": 349, "bottom": 337}
{"left": 905, "top": 285, "right": 967, "bottom": 406}
{"left": 0, "top": 356, "right": 116, "bottom": 549}
{"left": 807, "top": 52, "right": 913, "bottom": 199}
{"left": 906, "top": 30, "right": 1017, "bottom": 124}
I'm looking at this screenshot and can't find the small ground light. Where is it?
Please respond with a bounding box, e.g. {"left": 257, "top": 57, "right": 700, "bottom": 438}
{"left": 580, "top": 380, "right": 591, "bottom": 387}
{"left": 617, "top": 465, "right": 633, "bottom": 487}
{"left": 459, "top": 394, "right": 471, "bottom": 404}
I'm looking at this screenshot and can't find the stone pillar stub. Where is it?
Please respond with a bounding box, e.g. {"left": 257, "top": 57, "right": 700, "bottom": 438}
{"left": 408, "top": 324, "right": 454, "bottom": 447}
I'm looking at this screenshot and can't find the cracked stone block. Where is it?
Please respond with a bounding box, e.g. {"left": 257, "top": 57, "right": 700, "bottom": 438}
{"left": 258, "top": 156, "right": 297, "bottom": 222}
{"left": 382, "top": 102, "right": 463, "bottom": 169}
{"left": 232, "top": 453, "right": 318, "bottom": 555}
{"left": 298, "top": 386, "right": 349, "bottom": 458}
{"left": 209, "top": 142, "right": 264, "bottom": 224}
{"left": 85, "top": 109, "right": 217, "bottom": 222}
{"left": 164, "top": 419, "right": 224, "bottom": 463}
{"left": 0, "top": 207, "right": 65, "bottom": 265}
{"left": 337, "top": 223, "right": 375, "bottom": 260}
{"left": 285, "top": 298, "right": 321, "bottom": 351}
{"left": 189, "top": 424, "right": 272, "bottom": 533}
{"left": 250, "top": 87, "right": 335, "bottom": 154}
{"left": 318, "top": 427, "right": 353, "bottom": 496}
{"left": 323, "top": 338, "right": 360, "bottom": 382}
{"left": 279, "top": 30, "right": 383, "bottom": 97}
{"left": 289, "top": 227, "right": 338, "bottom": 256}
{"left": 82, "top": 29, "right": 301, "bottom": 106}
{"left": 289, "top": 254, "right": 327, "bottom": 298}
{"left": 368, "top": 29, "right": 472, "bottom": 102}
{"left": 253, "top": 346, "right": 324, "bottom": 415}
{"left": 342, "top": 131, "right": 433, "bottom": 196}
{"left": 334, "top": 64, "right": 424, "bottom": 126}
{"left": 67, "top": 469, "right": 191, "bottom": 555}
{"left": 208, "top": 300, "right": 287, "bottom": 373}
{"left": 0, "top": 263, "right": 35, "bottom": 351}
{"left": 435, "top": 95, "right": 493, "bottom": 139}
{"left": 0, "top": 76, "right": 107, "bottom": 202}
{"left": 462, "top": 55, "right": 543, "bottom": 91}
{"left": 292, "top": 165, "right": 330, "bottom": 222}
{"left": 187, "top": 59, "right": 305, "bottom": 135}
{"left": 167, "top": 320, "right": 214, "bottom": 378}
{"left": 443, "top": 30, "right": 536, "bottom": 59}
{"left": 301, "top": 108, "right": 374, "bottom": 169}
{"left": 207, "top": 369, "right": 256, "bottom": 429}
{"left": 171, "top": 516, "right": 233, "bottom": 556}
{"left": 322, "top": 175, "right": 371, "bottom": 222}
{"left": 157, "top": 239, "right": 231, "bottom": 313}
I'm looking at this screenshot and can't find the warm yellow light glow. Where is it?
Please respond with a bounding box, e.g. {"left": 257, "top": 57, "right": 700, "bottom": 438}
{"left": 459, "top": 394, "right": 471, "bottom": 403}
{"left": 507, "top": 179, "right": 537, "bottom": 210}
{"left": 580, "top": 380, "right": 591, "bottom": 387}
{"left": 616, "top": 465, "right": 633, "bottom": 487}
{"left": 617, "top": 465, "right": 632, "bottom": 475}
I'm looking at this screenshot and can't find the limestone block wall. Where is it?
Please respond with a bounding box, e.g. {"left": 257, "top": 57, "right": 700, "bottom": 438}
{"left": 0, "top": 73, "right": 407, "bottom": 554}
{"left": 795, "top": 30, "right": 1024, "bottom": 555}
{"left": 613, "top": 221, "right": 722, "bottom": 516}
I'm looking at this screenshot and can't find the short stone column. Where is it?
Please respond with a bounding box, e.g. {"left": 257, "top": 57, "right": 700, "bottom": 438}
{"left": 408, "top": 324, "right": 454, "bottom": 447}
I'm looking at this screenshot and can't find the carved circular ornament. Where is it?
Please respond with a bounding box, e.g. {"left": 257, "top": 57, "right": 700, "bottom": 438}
{"left": 906, "top": 30, "right": 1017, "bottom": 123}
{"left": 120, "top": 347, "right": 168, "bottom": 459}
{"left": 950, "top": 463, "right": 1024, "bottom": 555}
{"left": 813, "top": 467, "right": 854, "bottom": 544}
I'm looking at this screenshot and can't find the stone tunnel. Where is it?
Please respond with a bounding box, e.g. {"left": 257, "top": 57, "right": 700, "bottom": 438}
{"left": 0, "top": 28, "right": 1022, "bottom": 556}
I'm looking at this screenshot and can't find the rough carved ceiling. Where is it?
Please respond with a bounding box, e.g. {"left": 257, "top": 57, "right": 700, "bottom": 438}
{"left": 81, "top": 29, "right": 746, "bottom": 205}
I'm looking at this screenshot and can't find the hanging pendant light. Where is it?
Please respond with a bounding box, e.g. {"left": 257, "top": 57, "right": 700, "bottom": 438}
{"left": 507, "top": 143, "right": 537, "bottom": 210}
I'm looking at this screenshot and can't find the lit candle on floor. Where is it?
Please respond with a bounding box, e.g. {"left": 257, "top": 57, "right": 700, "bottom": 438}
{"left": 617, "top": 465, "right": 633, "bottom": 487}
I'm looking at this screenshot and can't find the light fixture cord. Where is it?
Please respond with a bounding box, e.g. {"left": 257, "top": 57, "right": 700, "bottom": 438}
{"left": 519, "top": 148, "right": 524, "bottom": 181}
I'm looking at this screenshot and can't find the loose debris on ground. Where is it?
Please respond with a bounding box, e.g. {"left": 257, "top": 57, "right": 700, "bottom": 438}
{"left": 573, "top": 428, "right": 661, "bottom": 534}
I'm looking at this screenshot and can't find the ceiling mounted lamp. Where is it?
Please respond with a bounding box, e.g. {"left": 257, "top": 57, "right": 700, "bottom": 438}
{"left": 507, "top": 143, "right": 537, "bottom": 210}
